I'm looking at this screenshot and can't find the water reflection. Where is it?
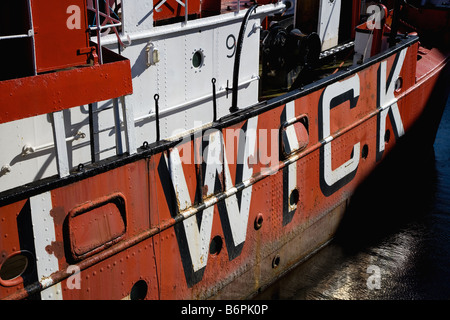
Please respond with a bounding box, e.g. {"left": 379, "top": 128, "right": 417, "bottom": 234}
{"left": 255, "top": 98, "right": 450, "bottom": 300}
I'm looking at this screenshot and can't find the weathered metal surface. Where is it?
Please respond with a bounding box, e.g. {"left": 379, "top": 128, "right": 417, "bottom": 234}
{"left": 1, "top": 37, "right": 448, "bottom": 299}
{"left": 0, "top": 1, "right": 449, "bottom": 301}
{"left": 0, "top": 52, "right": 132, "bottom": 124}
{"left": 67, "top": 193, "right": 126, "bottom": 260}
{"left": 31, "top": 0, "right": 90, "bottom": 73}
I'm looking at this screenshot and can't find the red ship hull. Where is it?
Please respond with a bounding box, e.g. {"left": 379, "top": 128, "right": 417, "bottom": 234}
{"left": 1, "top": 33, "right": 449, "bottom": 299}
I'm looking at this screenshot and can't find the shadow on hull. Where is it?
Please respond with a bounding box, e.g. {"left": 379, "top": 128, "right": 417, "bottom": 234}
{"left": 335, "top": 60, "right": 450, "bottom": 252}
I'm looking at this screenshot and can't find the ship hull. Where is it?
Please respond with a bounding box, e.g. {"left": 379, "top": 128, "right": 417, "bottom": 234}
{"left": 1, "top": 35, "right": 449, "bottom": 300}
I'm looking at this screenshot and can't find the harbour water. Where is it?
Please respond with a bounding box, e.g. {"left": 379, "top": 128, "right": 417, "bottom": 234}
{"left": 255, "top": 97, "right": 450, "bottom": 300}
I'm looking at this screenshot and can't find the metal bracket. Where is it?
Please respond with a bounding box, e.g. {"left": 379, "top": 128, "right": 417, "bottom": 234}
{"left": 146, "top": 42, "right": 160, "bottom": 67}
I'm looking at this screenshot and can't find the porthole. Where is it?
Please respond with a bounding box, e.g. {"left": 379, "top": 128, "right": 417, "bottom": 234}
{"left": 0, "top": 251, "right": 33, "bottom": 286}
{"left": 209, "top": 235, "right": 223, "bottom": 255}
{"left": 361, "top": 144, "right": 369, "bottom": 159}
{"left": 272, "top": 254, "right": 281, "bottom": 269}
{"left": 130, "top": 280, "right": 148, "bottom": 300}
{"left": 385, "top": 129, "right": 391, "bottom": 143}
{"left": 254, "top": 213, "right": 264, "bottom": 230}
{"left": 289, "top": 188, "right": 300, "bottom": 206}
{"left": 395, "top": 77, "right": 403, "bottom": 92}
{"left": 191, "top": 49, "right": 204, "bottom": 69}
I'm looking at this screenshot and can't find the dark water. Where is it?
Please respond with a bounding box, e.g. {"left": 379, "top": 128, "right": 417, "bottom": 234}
{"left": 255, "top": 97, "right": 450, "bottom": 300}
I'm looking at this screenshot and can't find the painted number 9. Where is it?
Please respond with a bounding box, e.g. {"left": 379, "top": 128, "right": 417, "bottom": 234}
{"left": 226, "top": 34, "right": 236, "bottom": 58}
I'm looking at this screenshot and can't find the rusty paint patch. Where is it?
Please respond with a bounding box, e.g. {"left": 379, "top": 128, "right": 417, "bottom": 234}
{"left": 49, "top": 207, "right": 66, "bottom": 226}
{"left": 45, "top": 241, "right": 65, "bottom": 260}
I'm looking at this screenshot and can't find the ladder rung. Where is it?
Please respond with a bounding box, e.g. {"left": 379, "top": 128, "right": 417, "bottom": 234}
{"left": 94, "top": 146, "right": 116, "bottom": 155}
{"left": 92, "top": 105, "right": 114, "bottom": 113}
{"left": 93, "top": 125, "right": 118, "bottom": 134}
